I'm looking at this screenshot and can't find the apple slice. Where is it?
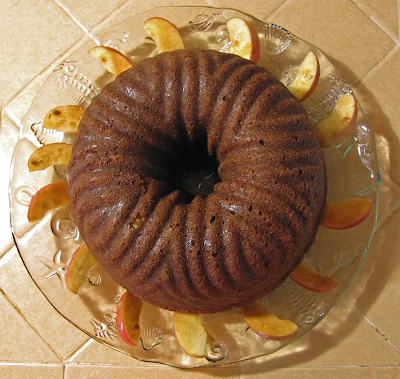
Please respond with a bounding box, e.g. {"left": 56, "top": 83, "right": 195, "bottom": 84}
{"left": 287, "top": 51, "right": 320, "bottom": 101}
{"left": 89, "top": 46, "right": 133, "bottom": 75}
{"left": 290, "top": 261, "right": 338, "bottom": 292}
{"left": 241, "top": 301, "right": 298, "bottom": 341}
{"left": 43, "top": 105, "right": 86, "bottom": 133}
{"left": 28, "top": 143, "right": 72, "bottom": 172}
{"left": 315, "top": 93, "right": 358, "bottom": 147}
{"left": 28, "top": 181, "right": 70, "bottom": 222}
{"left": 226, "top": 17, "right": 260, "bottom": 63}
{"left": 144, "top": 17, "right": 185, "bottom": 53}
{"left": 174, "top": 312, "right": 208, "bottom": 358}
{"left": 116, "top": 291, "right": 144, "bottom": 346}
{"left": 65, "top": 243, "right": 98, "bottom": 294}
{"left": 321, "top": 198, "right": 372, "bottom": 229}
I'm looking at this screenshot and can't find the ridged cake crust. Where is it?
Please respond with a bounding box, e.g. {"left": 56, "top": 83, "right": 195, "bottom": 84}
{"left": 68, "top": 50, "right": 327, "bottom": 314}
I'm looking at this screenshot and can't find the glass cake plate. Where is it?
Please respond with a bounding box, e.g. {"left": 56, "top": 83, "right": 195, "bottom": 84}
{"left": 9, "top": 6, "right": 380, "bottom": 368}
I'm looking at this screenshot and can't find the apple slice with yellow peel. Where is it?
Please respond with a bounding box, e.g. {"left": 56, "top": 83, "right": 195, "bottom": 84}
{"left": 89, "top": 46, "right": 133, "bottom": 75}
{"left": 65, "top": 243, "right": 98, "bottom": 293}
{"left": 315, "top": 93, "right": 358, "bottom": 147}
{"left": 290, "top": 261, "right": 338, "bottom": 292}
{"left": 321, "top": 198, "right": 372, "bottom": 229}
{"left": 28, "top": 143, "right": 72, "bottom": 172}
{"left": 174, "top": 312, "right": 208, "bottom": 358}
{"left": 144, "top": 17, "right": 185, "bottom": 53}
{"left": 226, "top": 17, "right": 260, "bottom": 63}
{"left": 28, "top": 181, "right": 70, "bottom": 222}
{"left": 287, "top": 51, "right": 320, "bottom": 101}
{"left": 116, "top": 291, "right": 143, "bottom": 346}
{"left": 43, "top": 105, "right": 86, "bottom": 133}
{"left": 241, "top": 301, "right": 298, "bottom": 341}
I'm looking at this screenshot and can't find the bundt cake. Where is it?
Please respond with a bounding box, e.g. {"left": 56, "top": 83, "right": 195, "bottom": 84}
{"left": 67, "top": 49, "right": 327, "bottom": 314}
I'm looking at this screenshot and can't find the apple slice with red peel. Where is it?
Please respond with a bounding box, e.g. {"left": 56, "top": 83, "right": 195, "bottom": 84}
{"left": 89, "top": 46, "right": 133, "bottom": 75}
{"left": 116, "top": 291, "right": 143, "bottom": 346}
{"left": 43, "top": 105, "right": 86, "bottom": 133}
{"left": 290, "top": 261, "right": 338, "bottom": 292}
{"left": 28, "top": 181, "right": 70, "bottom": 222}
{"left": 144, "top": 17, "right": 185, "bottom": 53}
{"left": 65, "top": 243, "right": 98, "bottom": 294}
{"left": 315, "top": 93, "right": 358, "bottom": 147}
{"left": 321, "top": 198, "right": 372, "bottom": 229}
{"left": 174, "top": 312, "right": 208, "bottom": 358}
{"left": 226, "top": 17, "right": 260, "bottom": 63}
{"left": 28, "top": 143, "right": 72, "bottom": 172}
{"left": 287, "top": 51, "right": 320, "bottom": 101}
{"left": 241, "top": 301, "right": 298, "bottom": 341}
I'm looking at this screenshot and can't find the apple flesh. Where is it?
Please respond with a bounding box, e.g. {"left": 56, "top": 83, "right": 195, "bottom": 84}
{"left": 241, "top": 301, "right": 298, "bottom": 341}
{"left": 290, "top": 261, "right": 338, "bottom": 292}
{"left": 144, "top": 17, "right": 185, "bottom": 53}
{"left": 28, "top": 181, "right": 70, "bottom": 222}
{"left": 28, "top": 142, "right": 72, "bottom": 172}
{"left": 174, "top": 312, "right": 208, "bottom": 358}
{"left": 315, "top": 93, "right": 358, "bottom": 147}
{"left": 89, "top": 46, "right": 133, "bottom": 76}
{"left": 65, "top": 243, "right": 98, "bottom": 294}
{"left": 116, "top": 291, "right": 143, "bottom": 346}
{"left": 287, "top": 51, "right": 320, "bottom": 101}
{"left": 321, "top": 198, "right": 372, "bottom": 229}
{"left": 43, "top": 105, "right": 85, "bottom": 133}
{"left": 226, "top": 17, "right": 260, "bottom": 63}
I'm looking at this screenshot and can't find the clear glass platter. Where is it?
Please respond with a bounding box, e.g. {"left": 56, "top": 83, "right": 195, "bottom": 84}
{"left": 9, "top": 6, "right": 380, "bottom": 368}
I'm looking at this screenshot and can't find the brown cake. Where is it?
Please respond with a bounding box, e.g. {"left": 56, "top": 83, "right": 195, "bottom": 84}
{"left": 67, "top": 49, "right": 327, "bottom": 314}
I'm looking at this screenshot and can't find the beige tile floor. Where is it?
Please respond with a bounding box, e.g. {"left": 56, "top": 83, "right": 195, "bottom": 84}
{"left": 1, "top": 0, "right": 400, "bottom": 377}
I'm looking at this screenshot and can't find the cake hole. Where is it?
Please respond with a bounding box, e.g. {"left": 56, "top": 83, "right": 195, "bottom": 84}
{"left": 210, "top": 215, "right": 216, "bottom": 223}
{"left": 259, "top": 139, "right": 264, "bottom": 145}
{"left": 178, "top": 156, "right": 220, "bottom": 200}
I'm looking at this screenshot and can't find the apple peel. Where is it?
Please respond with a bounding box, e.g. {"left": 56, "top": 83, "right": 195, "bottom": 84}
{"left": 144, "top": 17, "right": 185, "bottom": 53}
{"left": 28, "top": 143, "right": 72, "bottom": 172}
{"left": 287, "top": 51, "right": 320, "bottom": 102}
{"left": 174, "top": 312, "right": 208, "bottom": 358}
{"left": 321, "top": 198, "right": 372, "bottom": 229}
{"left": 89, "top": 46, "right": 133, "bottom": 75}
{"left": 43, "top": 105, "right": 86, "bottom": 133}
{"left": 116, "top": 291, "right": 144, "bottom": 346}
{"left": 315, "top": 93, "right": 358, "bottom": 147}
{"left": 241, "top": 301, "right": 298, "bottom": 341}
{"left": 65, "top": 243, "right": 98, "bottom": 294}
{"left": 290, "top": 261, "right": 338, "bottom": 292}
{"left": 28, "top": 181, "right": 70, "bottom": 222}
{"left": 226, "top": 17, "right": 260, "bottom": 63}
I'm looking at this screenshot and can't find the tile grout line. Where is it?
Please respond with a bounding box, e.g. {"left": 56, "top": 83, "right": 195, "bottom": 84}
{"left": 350, "top": 0, "right": 399, "bottom": 44}
{"left": 354, "top": 44, "right": 399, "bottom": 88}
{"left": 0, "top": 286, "right": 63, "bottom": 364}
{"left": 348, "top": 0, "right": 399, "bottom": 87}
{"left": 52, "top": 0, "right": 89, "bottom": 35}
{"left": 263, "top": 0, "right": 293, "bottom": 21}
{"left": 64, "top": 339, "right": 94, "bottom": 364}
{"left": 341, "top": 296, "right": 400, "bottom": 357}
